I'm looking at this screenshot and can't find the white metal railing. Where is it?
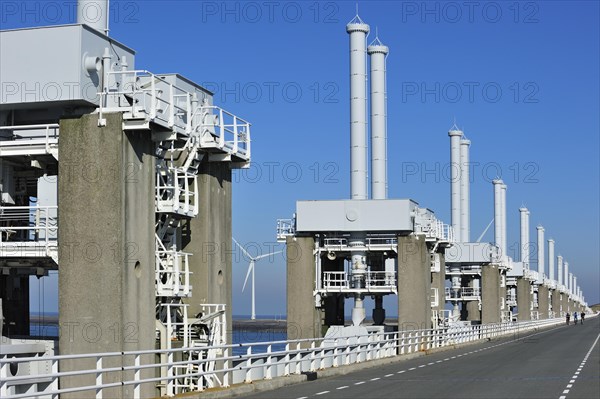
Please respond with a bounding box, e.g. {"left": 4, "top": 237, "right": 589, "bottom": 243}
{"left": 320, "top": 271, "right": 397, "bottom": 293}
{"left": 0, "top": 124, "right": 59, "bottom": 157}
{"left": 98, "top": 70, "right": 251, "bottom": 161}
{"left": 0, "top": 317, "right": 576, "bottom": 399}
{"left": 322, "top": 236, "right": 398, "bottom": 252}
{"left": 445, "top": 287, "right": 481, "bottom": 300}
{"left": 198, "top": 106, "right": 251, "bottom": 160}
{"left": 0, "top": 206, "right": 58, "bottom": 252}
{"left": 276, "top": 219, "right": 295, "bottom": 242}
{"left": 155, "top": 167, "right": 198, "bottom": 217}
{"left": 155, "top": 243, "right": 191, "bottom": 298}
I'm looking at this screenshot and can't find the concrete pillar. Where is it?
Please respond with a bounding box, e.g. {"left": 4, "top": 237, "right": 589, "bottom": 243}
{"left": 481, "top": 265, "right": 501, "bottom": 324}
{"left": 466, "top": 277, "right": 481, "bottom": 321}
{"left": 516, "top": 278, "right": 531, "bottom": 321}
{"left": 397, "top": 235, "right": 431, "bottom": 330}
{"left": 58, "top": 113, "right": 155, "bottom": 398}
{"left": 538, "top": 285, "right": 549, "bottom": 319}
{"left": 185, "top": 158, "right": 232, "bottom": 341}
{"left": 430, "top": 251, "right": 446, "bottom": 316}
{"left": 286, "top": 236, "right": 322, "bottom": 340}
{"left": 551, "top": 290, "right": 560, "bottom": 317}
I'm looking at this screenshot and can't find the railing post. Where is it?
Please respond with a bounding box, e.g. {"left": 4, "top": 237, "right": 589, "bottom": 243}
{"left": 245, "top": 347, "right": 252, "bottom": 383}
{"left": 266, "top": 345, "right": 272, "bottom": 380}
{"left": 295, "top": 342, "right": 301, "bottom": 374}
{"left": 284, "top": 343, "right": 290, "bottom": 376}
{"left": 333, "top": 339, "right": 338, "bottom": 367}
{"left": 223, "top": 347, "right": 230, "bottom": 387}
{"left": 167, "top": 351, "right": 174, "bottom": 396}
{"left": 0, "top": 357, "right": 9, "bottom": 397}
{"left": 310, "top": 341, "right": 316, "bottom": 371}
{"left": 95, "top": 356, "right": 103, "bottom": 399}
{"left": 133, "top": 354, "right": 141, "bottom": 399}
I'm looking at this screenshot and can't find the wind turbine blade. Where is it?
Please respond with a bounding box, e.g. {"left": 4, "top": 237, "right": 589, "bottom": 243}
{"left": 242, "top": 261, "right": 254, "bottom": 292}
{"left": 233, "top": 237, "right": 252, "bottom": 259}
{"left": 254, "top": 250, "right": 283, "bottom": 261}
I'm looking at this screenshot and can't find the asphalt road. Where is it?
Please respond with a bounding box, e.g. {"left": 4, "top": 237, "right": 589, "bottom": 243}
{"left": 240, "top": 317, "right": 600, "bottom": 399}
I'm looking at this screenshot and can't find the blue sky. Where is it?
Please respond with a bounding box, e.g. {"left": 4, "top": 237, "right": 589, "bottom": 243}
{"left": 9, "top": 1, "right": 598, "bottom": 316}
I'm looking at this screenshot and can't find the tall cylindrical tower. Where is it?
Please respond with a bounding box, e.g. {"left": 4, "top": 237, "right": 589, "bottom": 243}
{"left": 519, "top": 207, "right": 530, "bottom": 269}
{"left": 537, "top": 226, "right": 545, "bottom": 280}
{"left": 501, "top": 184, "right": 507, "bottom": 255}
{"left": 347, "top": 18, "right": 370, "bottom": 200}
{"left": 548, "top": 239, "right": 555, "bottom": 282}
{"left": 368, "top": 39, "right": 388, "bottom": 200}
{"left": 449, "top": 129, "right": 463, "bottom": 239}
{"left": 557, "top": 255, "right": 563, "bottom": 285}
{"left": 459, "top": 139, "right": 471, "bottom": 242}
{"left": 493, "top": 179, "right": 504, "bottom": 254}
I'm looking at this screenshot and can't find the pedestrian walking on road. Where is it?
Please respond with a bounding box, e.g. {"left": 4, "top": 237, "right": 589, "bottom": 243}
{"left": 566, "top": 312, "right": 570, "bottom": 325}
{"left": 581, "top": 312, "right": 585, "bottom": 324}
{"left": 573, "top": 311, "right": 578, "bottom": 325}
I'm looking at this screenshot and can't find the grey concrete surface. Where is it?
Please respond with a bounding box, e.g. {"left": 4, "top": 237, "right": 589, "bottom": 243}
{"left": 185, "top": 158, "right": 233, "bottom": 341}
{"left": 286, "top": 236, "right": 322, "bottom": 341}
{"left": 517, "top": 278, "right": 532, "bottom": 321}
{"left": 397, "top": 235, "right": 431, "bottom": 330}
{"left": 58, "top": 113, "right": 155, "bottom": 398}
{"left": 481, "top": 265, "right": 500, "bottom": 324}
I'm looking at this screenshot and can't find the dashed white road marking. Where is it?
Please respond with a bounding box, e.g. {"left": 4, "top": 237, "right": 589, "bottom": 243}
{"left": 385, "top": 373, "right": 394, "bottom": 377}
{"left": 370, "top": 377, "right": 380, "bottom": 381}
{"left": 315, "top": 391, "right": 329, "bottom": 396}
{"left": 354, "top": 381, "right": 365, "bottom": 385}
{"left": 336, "top": 386, "right": 348, "bottom": 390}
{"left": 557, "top": 331, "right": 600, "bottom": 399}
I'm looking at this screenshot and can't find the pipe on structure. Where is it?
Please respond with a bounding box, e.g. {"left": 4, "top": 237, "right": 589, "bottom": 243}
{"left": 77, "top": 0, "right": 110, "bottom": 35}
{"left": 537, "top": 226, "right": 545, "bottom": 281}
{"left": 493, "top": 179, "right": 504, "bottom": 255}
{"left": 368, "top": 39, "right": 389, "bottom": 200}
{"left": 519, "top": 207, "right": 530, "bottom": 269}
{"left": 347, "top": 18, "right": 370, "bottom": 201}
{"left": 347, "top": 16, "right": 369, "bottom": 326}
{"left": 548, "top": 239, "right": 555, "bottom": 282}
{"left": 557, "top": 255, "right": 563, "bottom": 285}
{"left": 449, "top": 129, "right": 463, "bottom": 239}
{"left": 569, "top": 273, "right": 573, "bottom": 295}
{"left": 459, "top": 139, "right": 471, "bottom": 242}
{"left": 501, "top": 184, "right": 507, "bottom": 256}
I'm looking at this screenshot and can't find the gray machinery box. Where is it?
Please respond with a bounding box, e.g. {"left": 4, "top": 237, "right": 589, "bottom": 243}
{"left": 0, "top": 24, "right": 135, "bottom": 108}
{"left": 296, "top": 199, "right": 417, "bottom": 233}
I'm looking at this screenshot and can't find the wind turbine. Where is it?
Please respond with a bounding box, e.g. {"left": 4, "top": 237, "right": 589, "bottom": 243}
{"left": 233, "top": 238, "right": 282, "bottom": 320}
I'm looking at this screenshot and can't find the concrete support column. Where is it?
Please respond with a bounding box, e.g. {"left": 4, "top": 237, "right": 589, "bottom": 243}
{"left": 516, "top": 278, "right": 531, "bottom": 321}
{"left": 185, "top": 159, "right": 232, "bottom": 341}
{"left": 58, "top": 113, "right": 155, "bottom": 398}
{"left": 430, "top": 251, "right": 446, "bottom": 315}
{"left": 538, "top": 285, "right": 549, "bottom": 319}
{"left": 286, "top": 236, "right": 321, "bottom": 340}
{"left": 466, "top": 277, "right": 481, "bottom": 321}
{"left": 481, "top": 265, "right": 501, "bottom": 324}
{"left": 551, "top": 290, "right": 561, "bottom": 317}
{"left": 397, "top": 235, "right": 431, "bottom": 330}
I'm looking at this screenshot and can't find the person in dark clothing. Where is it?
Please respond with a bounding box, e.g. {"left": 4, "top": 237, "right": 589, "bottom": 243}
{"left": 566, "top": 312, "right": 570, "bottom": 325}
{"left": 581, "top": 312, "right": 585, "bottom": 324}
